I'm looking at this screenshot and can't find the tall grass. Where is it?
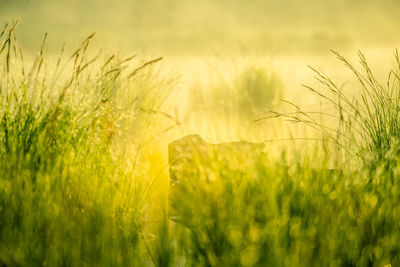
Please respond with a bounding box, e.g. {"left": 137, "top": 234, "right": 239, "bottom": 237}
{"left": 0, "top": 21, "right": 174, "bottom": 266}
{"left": 2, "top": 20, "right": 400, "bottom": 267}
{"left": 164, "top": 51, "right": 400, "bottom": 266}
{"left": 306, "top": 51, "right": 400, "bottom": 161}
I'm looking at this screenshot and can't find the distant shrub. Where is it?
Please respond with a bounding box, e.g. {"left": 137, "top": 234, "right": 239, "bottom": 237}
{"left": 234, "top": 66, "right": 283, "bottom": 117}
{"left": 195, "top": 65, "right": 284, "bottom": 122}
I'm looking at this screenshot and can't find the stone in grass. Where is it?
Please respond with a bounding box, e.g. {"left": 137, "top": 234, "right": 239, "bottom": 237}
{"left": 168, "top": 134, "right": 265, "bottom": 227}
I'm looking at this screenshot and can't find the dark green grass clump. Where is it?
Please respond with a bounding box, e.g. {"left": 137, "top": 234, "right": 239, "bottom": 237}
{"left": 0, "top": 21, "right": 173, "bottom": 266}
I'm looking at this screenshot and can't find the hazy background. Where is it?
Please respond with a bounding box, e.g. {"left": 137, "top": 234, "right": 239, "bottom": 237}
{"left": 1, "top": 0, "right": 399, "bottom": 142}
{"left": 1, "top": 0, "right": 400, "bottom": 55}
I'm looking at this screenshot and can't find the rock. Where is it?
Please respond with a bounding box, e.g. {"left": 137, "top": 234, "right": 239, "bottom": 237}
{"left": 168, "top": 134, "right": 265, "bottom": 227}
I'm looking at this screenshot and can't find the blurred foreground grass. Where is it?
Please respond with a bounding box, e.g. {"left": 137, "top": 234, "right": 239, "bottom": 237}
{"left": 1, "top": 21, "right": 400, "bottom": 267}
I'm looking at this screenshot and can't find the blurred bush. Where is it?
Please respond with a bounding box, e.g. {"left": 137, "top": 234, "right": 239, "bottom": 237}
{"left": 191, "top": 65, "right": 283, "bottom": 122}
